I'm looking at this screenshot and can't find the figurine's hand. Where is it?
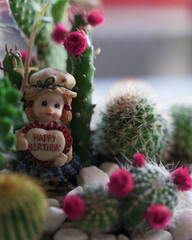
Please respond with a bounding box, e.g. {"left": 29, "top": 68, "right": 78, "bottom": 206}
{"left": 54, "top": 153, "right": 68, "bottom": 167}
{"left": 16, "top": 133, "right": 28, "bottom": 151}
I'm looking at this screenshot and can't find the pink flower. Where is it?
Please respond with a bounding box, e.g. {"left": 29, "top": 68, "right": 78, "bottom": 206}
{"left": 87, "top": 9, "right": 105, "bottom": 27}
{"left": 62, "top": 195, "right": 85, "bottom": 220}
{"left": 171, "top": 166, "right": 192, "bottom": 191}
{"left": 108, "top": 169, "right": 134, "bottom": 197}
{"left": 20, "top": 50, "right": 28, "bottom": 63}
{"left": 146, "top": 204, "right": 171, "bottom": 230}
{"left": 64, "top": 31, "right": 88, "bottom": 55}
{"left": 132, "top": 153, "right": 146, "bottom": 167}
{"left": 51, "top": 23, "right": 69, "bottom": 45}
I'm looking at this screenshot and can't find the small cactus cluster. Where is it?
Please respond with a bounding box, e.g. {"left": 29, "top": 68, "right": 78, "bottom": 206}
{"left": 93, "top": 84, "right": 168, "bottom": 162}
{"left": 63, "top": 188, "right": 119, "bottom": 234}
{"left": 0, "top": 77, "right": 26, "bottom": 151}
{"left": 0, "top": 173, "right": 47, "bottom": 240}
{"left": 63, "top": 154, "right": 192, "bottom": 237}
{"left": 169, "top": 105, "right": 192, "bottom": 164}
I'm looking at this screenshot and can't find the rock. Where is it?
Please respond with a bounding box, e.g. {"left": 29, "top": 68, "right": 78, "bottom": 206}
{"left": 67, "top": 186, "right": 83, "bottom": 196}
{"left": 53, "top": 228, "right": 88, "bottom": 240}
{"left": 132, "top": 231, "right": 173, "bottom": 240}
{"left": 100, "top": 162, "right": 120, "bottom": 176}
{"left": 60, "top": 222, "right": 78, "bottom": 229}
{"left": 77, "top": 166, "right": 109, "bottom": 190}
{"left": 176, "top": 190, "right": 192, "bottom": 209}
{"left": 46, "top": 198, "right": 60, "bottom": 208}
{"left": 90, "top": 233, "right": 116, "bottom": 240}
{"left": 169, "top": 208, "right": 192, "bottom": 240}
{"left": 43, "top": 207, "right": 67, "bottom": 234}
{"left": 117, "top": 234, "right": 130, "bottom": 240}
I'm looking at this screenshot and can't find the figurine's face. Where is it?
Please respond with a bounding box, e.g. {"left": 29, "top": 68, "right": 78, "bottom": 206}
{"left": 33, "top": 92, "right": 64, "bottom": 123}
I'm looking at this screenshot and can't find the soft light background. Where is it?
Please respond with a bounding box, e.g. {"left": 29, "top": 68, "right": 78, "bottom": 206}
{"left": 0, "top": 0, "right": 192, "bottom": 107}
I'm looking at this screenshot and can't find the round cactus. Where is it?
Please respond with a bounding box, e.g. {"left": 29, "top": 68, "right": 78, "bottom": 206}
{"left": 120, "top": 161, "right": 178, "bottom": 235}
{"left": 64, "top": 188, "right": 119, "bottom": 234}
{"left": 0, "top": 173, "right": 47, "bottom": 240}
{"left": 169, "top": 105, "right": 192, "bottom": 164}
{"left": 94, "top": 82, "right": 168, "bottom": 162}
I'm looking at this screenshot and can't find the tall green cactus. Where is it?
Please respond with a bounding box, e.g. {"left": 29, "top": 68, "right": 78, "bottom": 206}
{"left": 69, "top": 36, "right": 94, "bottom": 164}
{"left": 8, "top": 0, "right": 68, "bottom": 70}
{"left": 0, "top": 173, "right": 47, "bottom": 240}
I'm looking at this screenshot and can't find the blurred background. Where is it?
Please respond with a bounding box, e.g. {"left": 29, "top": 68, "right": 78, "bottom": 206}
{"left": 0, "top": 0, "right": 192, "bottom": 105}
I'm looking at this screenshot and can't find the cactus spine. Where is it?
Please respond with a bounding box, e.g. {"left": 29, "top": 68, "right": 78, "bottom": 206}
{"left": 0, "top": 173, "right": 47, "bottom": 240}
{"left": 96, "top": 92, "right": 167, "bottom": 162}
{"left": 120, "top": 163, "right": 177, "bottom": 234}
{"left": 76, "top": 189, "right": 119, "bottom": 233}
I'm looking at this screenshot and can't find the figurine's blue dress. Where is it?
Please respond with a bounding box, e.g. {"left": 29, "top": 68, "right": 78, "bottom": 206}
{"left": 16, "top": 121, "right": 82, "bottom": 180}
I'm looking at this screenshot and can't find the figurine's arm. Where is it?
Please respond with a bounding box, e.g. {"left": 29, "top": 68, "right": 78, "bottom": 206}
{"left": 15, "top": 129, "right": 28, "bottom": 151}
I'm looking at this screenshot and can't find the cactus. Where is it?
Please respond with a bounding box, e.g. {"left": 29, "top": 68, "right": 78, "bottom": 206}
{"left": 120, "top": 162, "right": 178, "bottom": 235}
{"left": 0, "top": 173, "right": 47, "bottom": 240}
{"left": 68, "top": 35, "right": 94, "bottom": 164}
{"left": 8, "top": 0, "right": 68, "bottom": 69}
{"left": 67, "top": 189, "right": 119, "bottom": 234}
{"left": 169, "top": 105, "right": 192, "bottom": 164}
{"left": 94, "top": 90, "right": 168, "bottom": 162}
{"left": 3, "top": 45, "right": 24, "bottom": 90}
{"left": 0, "top": 77, "right": 26, "bottom": 151}
{"left": 0, "top": 153, "right": 7, "bottom": 171}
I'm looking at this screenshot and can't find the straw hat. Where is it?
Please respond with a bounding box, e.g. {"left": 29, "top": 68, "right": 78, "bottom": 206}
{"left": 25, "top": 68, "right": 77, "bottom": 100}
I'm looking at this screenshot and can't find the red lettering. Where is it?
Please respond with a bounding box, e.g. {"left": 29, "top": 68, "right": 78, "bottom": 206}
{"left": 33, "top": 134, "right": 39, "bottom": 141}
{"left": 37, "top": 143, "right": 42, "bottom": 151}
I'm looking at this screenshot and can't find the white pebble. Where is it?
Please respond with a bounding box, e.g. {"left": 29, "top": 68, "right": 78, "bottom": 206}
{"left": 46, "top": 198, "right": 60, "bottom": 208}
{"left": 43, "top": 207, "right": 67, "bottom": 234}
{"left": 117, "top": 234, "right": 130, "bottom": 240}
{"left": 77, "top": 166, "right": 109, "bottom": 190}
{"left": 100, "top": 162, "right": 120, "bottom": 176}
{"left": 132, "top": 231, "right": 173, "bottom": 240}
{"left": 90, "top": 233, "right": 116, "bottom": 240}
{"left": 67, "top": 186, "right": 84, "bottom": 196}
{"left": 169, "top": 208, "right": 192, "bottom": 240}
{"left": 53, "top": 228, "right": 88, "bottom": 240}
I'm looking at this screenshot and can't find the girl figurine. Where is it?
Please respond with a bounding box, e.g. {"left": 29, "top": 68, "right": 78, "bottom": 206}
{"left": 15, "top": 68, "right": 81, "bottom": 182}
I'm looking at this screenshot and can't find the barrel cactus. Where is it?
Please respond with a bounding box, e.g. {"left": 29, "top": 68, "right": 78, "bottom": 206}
{"left": 0, "top": 173, "right": 47, "bottom": 240}
{"left": 107, "top": 153, "right": 192, "bottom": 236}
{"left": 63, "top": 188, "right": 119, "bottom": 234}
{"left": 169, "top": 105, "right": 192, "bottom": 164}
{"left": 93, "top": 81, "right": 168, "bottom": 162}
{"left": 120, "top": 161, "right": 178, "bottom": 235}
